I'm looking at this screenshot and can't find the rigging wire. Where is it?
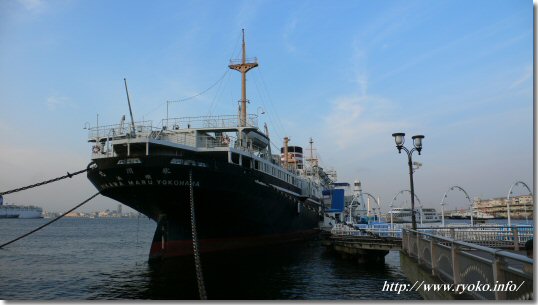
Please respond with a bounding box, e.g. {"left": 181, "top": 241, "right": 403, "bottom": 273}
{"left": 206, "top": 68, "right": 232, "bottom": 117}
{"left": 207, "top": 30, "right": 245, "bottom": 117}
{"left": 0, "top": 192, "right": 101, "bottom": 249}
{"left": 256, "top": 67, "right": 287, "bottom": 137}
{"left": 141, "top": 68, "right": 230, "bottom": 120}
{"left": 167, "top": 69, "right": 230, "bottom": 104}
{"left": 251, "top": 70, "right": 283, "bottom": 142}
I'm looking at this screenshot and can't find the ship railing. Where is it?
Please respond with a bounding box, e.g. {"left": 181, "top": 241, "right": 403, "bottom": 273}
{"left": 88, "top": 120, "right": 157, "bottom": 140}
{"left": 162, "top": 114, "right": 258, "bottom": 130}
{"left": 157, "top": 132, "right": 244, "bottom": 150}
{"left": 229, "top": 57, "right": 258, "bottom": 65}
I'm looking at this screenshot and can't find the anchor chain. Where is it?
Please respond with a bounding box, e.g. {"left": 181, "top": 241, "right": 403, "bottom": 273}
{"left": 0, "top": 168, "right": 89, "bottom": 196}
{"left": 189, "top": 170, "right": 207, "bottom": 300}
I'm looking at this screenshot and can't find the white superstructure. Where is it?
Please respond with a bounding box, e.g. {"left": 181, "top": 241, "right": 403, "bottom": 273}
{"left": 0, "top": 200, "right": 43, "bottom": 219}
{"left": 388, "top": 207, "right": 441, "bottom": 223}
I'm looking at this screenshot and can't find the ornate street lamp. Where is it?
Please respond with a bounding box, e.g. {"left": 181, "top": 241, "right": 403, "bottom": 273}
{"left": 392, "top": 133, "right": 425, "bottom": 230}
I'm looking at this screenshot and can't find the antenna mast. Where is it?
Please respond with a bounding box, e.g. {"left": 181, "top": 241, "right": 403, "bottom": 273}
{"left": 229, "top": 29, "right": 258, "bottom": 127}
{"left": 306, "top": 137, "right": 318, "bottom": 167}
{"left": 124, "top": 78, "right": 136, "bottom": 137}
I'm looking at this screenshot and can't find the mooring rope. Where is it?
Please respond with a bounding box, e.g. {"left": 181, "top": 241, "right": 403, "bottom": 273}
{"left": 0, "top": 168, "right": 89, "bottom": 196}
{"left": 0, "top": 192, "right": 100, "bottom": 249}
{"left": 189, "top": 170, "right": 207, "bottom": 300}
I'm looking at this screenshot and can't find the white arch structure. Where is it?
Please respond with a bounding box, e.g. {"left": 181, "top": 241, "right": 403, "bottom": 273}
{"left": 507, "top": 181, "right": 533, "bottom": 226}
{"left": 363, "top": 192, "right": 381, "bottom": 221}
{"left": 440, "top": 185, "right": 473, "bottom": 227}
{"left": 390, "top": 190, "right": 423, "bottom": 225}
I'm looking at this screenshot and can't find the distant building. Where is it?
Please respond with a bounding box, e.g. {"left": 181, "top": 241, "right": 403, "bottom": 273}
{"left": 64, "top": 212, "right": 80, "bottom": 218}
{"left": 474, "top": 195, "right": 533, "bottom": 219}
{"left": 97, "top": 210, "right": 110, "bottom": 218}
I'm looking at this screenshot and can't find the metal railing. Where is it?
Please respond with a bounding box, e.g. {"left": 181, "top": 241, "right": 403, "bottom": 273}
{"left": 88, "top": 120, "right": 156, "bottom": 140}
{"left": 330, "top": 223, "right": 533, "bottom": 248}
{"left": 162, "top": 114, "right": 258, "bottom": 130}
{"left": 415, "top": 226, "right": 533, "bottom": 250}
{"left": 402, "top": 228, "right": 533, "bottom": 300}
{"left": 229, "top": 57, "right": 258, "bottom": 65}
{"left": 331, "top": 223, "right": 403, "bottom": 238}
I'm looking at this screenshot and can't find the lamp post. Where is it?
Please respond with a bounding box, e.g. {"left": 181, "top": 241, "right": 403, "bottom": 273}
{"left": 392, "top": 133, "right": 425, "bottom": 230}
{"left": 389, "top": 203, "right": 394, "bottom": 230}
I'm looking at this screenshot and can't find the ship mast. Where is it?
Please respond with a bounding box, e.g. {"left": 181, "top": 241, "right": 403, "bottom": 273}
{"left": 229, "top": 29, "right": 258, "bottom": 127}
{"left": 306, "top": 137, "right": 318, "bottom": 167}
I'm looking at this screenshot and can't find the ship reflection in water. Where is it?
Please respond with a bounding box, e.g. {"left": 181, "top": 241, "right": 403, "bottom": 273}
{"left": 0, "top": 218, "right": 420, "bottom": 300}
{"left": 93, "top": 241, "right": 421, "bottom": 300}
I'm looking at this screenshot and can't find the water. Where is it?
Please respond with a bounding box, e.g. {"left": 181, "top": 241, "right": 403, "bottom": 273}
{"left": 0, "top": 218, "right": 421, "bottom": 300}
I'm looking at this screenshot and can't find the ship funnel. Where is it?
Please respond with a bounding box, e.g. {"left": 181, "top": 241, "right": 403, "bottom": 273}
{"left": 281, "top": 146, "right": 304, "bottom": 169}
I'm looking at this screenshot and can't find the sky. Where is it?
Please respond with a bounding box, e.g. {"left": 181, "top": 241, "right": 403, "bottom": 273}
{"left": 0, "top": 0, "right": 533, "bottom": 213}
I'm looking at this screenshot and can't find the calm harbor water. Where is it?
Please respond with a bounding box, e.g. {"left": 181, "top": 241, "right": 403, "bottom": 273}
{"left": 0, "top": 218, "right": 528, "bottom": 300}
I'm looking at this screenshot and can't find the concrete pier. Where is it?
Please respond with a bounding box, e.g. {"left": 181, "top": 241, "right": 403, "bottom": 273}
{"left": 322, "top": 234, "right": 400, "bottom": 264}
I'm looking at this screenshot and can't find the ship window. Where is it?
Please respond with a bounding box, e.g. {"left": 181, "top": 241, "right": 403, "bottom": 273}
{"left": 170, "top": 158, "right": 184, "bottom": 165}
{"left": 118, "top": 158, "right": 142, "bottom": 165}
{"left": 184, "top": 160, "right": 196, "bottom": 166}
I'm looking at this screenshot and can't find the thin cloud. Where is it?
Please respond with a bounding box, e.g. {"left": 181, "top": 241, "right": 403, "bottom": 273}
{"left": 509, "top": 65, "right": 532, "bottom": 89}
{"left": 46, "top": 95, "right": 74, "bottom": 110}
{"left": 377, "top": 12, "right": 526, "bottom": 83}
{"left": 17, "top": 0, "right": 44, "bottom": 12}
{"left": 234, "top": 0, "right": 263, "bottom": 30}
{"left": 323, "top": 95, "right": 404, "bottom": 150}
{"left": 283, "top": 17, "right": 298, "bottom": 53}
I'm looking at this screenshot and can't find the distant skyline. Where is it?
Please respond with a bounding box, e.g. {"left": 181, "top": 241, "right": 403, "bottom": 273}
{"left": 0, "top": 0, "right": 533, "bottom": 213}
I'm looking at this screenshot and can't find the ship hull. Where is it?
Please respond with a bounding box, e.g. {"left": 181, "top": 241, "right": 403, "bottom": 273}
{"left": 87, "top": 155, "right": 320, "bottom": 260}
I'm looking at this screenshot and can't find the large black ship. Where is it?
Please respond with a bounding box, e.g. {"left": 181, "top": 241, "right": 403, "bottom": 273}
{"left": 86, "top": 31, "right": 335, "bottom": 260}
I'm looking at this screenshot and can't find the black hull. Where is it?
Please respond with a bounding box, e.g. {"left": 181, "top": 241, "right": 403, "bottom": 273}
{"left": 87, "top": 155, "right": 320, "bottom": 260}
